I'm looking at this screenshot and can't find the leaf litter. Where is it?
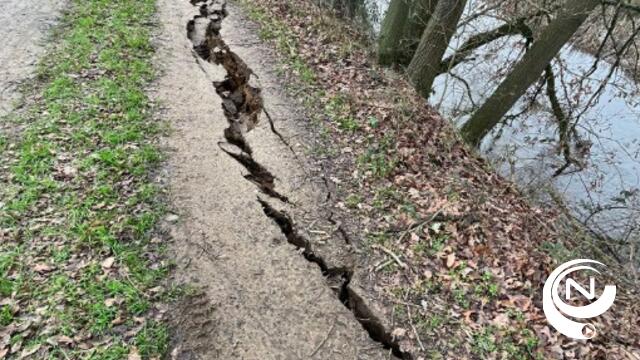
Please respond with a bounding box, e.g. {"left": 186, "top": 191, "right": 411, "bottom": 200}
{"left": 236, "top": 0, "right": 640, "bottom": 358}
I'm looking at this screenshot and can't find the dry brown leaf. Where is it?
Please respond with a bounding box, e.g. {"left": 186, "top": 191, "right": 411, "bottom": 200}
{"left": 33, "top": 264, "right": 54, "bottom": 273}
{"left": 19, "top": 344, "right": 40, "bottom": 358}
{"left": 423, "top": 270, "right": 433, "bottom": 279}
{"left": 391, "top": 327, "right": 407, "bottom": 339}
{"left": 128, "top": 347, "right": 141, "bottom": 360}
{"left": 62, "top": 166, "right": 77, "bottom": 177}
{"left": 101, "top": 257, "right": 115, "bottom": 269}
{"left": 446, "top": 253, "right": 456, "bottom": 268}
{"left": 56, "top": 335, "right": 74, "bottom": 346}
{"left": 10, "top": 340, "right": 21, "bottom": 354}
{"left": 491, "top": 313, "right": 510, "bottom": 327}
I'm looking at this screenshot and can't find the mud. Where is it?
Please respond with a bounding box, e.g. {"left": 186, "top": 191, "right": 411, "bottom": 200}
{"left": 155, "top": 0, "right": 406, "bottom": 358}
{"left": 0, "top": 0, "right": 65, "bottom": 117}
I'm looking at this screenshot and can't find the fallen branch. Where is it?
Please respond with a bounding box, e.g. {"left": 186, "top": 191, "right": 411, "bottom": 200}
{"left": 406, "top": 305, "right": 426, "bottom": 352}
{"left": 371, "top": 244, "right": 408, "bottom": 269}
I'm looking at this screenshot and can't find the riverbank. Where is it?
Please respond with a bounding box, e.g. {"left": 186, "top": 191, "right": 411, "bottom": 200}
{"left": 1, "top": 0, "right": 638, "bottom": 358}
{"left": 234, "top": 0, "right": 639, "bottom": 358}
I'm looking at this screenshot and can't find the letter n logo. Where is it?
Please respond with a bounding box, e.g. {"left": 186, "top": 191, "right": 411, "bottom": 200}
{"left": 566, "top": 277, "right": 595, "bottom": 300}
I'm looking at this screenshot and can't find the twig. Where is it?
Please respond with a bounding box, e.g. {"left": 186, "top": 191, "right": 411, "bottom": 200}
{"left": 602, "top": 0, "right": 640, "bottom": 13}
{"left": 309, "top": 321, "right": 336, "bottom": 358}
{"left": 60, "top": 348, "right": 71, "bottom": 360}
{"left": 397, "top": 208, "right": 445, "bottom": 242}
{"left": 309, "top": 229, "right": 328, "bottom": 235}
{"left": 374, "top": 259, "right": 394, "bottom": 272}
{"left": 371, "top": 245, "right": 407, "bottom": 269}
{"left": 406, "top": 305, "right": 426, "bottom": 352}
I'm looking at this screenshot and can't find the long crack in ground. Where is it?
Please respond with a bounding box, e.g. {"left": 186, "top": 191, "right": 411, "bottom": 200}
{"left": 185, "top": 1, "right": 411, "bottom": 358}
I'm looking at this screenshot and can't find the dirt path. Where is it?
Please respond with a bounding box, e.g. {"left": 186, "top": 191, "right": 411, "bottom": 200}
{"left": 154, "top": 0, "right": 398, "bottom": 358}
{"left": 0, "top": 0, "right": 65, "bottom": 117}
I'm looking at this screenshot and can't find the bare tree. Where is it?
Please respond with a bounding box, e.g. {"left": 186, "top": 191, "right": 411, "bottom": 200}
{"left": 400, "top": 0, "right": 440, "bottom": 63}
{"left": 379, "top": 0, "right": 440, "bottom": 66}
{"left": 378, "top": 0, "right": 413, "bottom": 65}
{"left": 407, "top": 0, "right": 468, "bottom": 97}
{"left": 460, "top": 0, "right": 601, "bottom": 146}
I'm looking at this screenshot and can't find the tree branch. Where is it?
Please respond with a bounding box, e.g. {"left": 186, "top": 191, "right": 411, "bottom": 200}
{"left": 439, "top": 18, "right": 534, "bottom": 73}
{"left": 601, "top": 0, "right": 640, "bottom": 13}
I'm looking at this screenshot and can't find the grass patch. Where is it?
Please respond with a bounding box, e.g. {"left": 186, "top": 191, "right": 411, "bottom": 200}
{"left": 0, "top": 0, "right": 173, "bottom": 358}
{"left": 244, "top": 4, "right": 315, "bottom": 85}
{"left": 324, "top": 95, "right": 360, "bottom": 132}
{"left": 471, "top": 326, "right": 543, "bottom": 360}
{"left": 357, "top": 134, "right": 397, "bottom": 178}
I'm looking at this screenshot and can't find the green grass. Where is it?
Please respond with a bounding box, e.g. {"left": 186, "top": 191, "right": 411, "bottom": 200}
{"left": 0, "top": 0, "right": 172, "bottom": 358}
{"left": 324, "top": 95, "right": 361, "bottom": 132}
{"left": 345, "top": 193, "right": 362, "bottom": 209}
{"left": 471, "top": 326, "right": 543, "bottom": 360}
{"left": 244, "top": 4, "right": 316, "bottom": 85}
{"left": 357, "top": 134, "right": 397, "bottom": 178}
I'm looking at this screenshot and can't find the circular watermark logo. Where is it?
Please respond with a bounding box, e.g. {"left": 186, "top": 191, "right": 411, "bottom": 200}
{"left": 542, "top": 259, "right": 616, "bottom": 340}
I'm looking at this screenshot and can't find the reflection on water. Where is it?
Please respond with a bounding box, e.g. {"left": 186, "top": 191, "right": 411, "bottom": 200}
{"left": 371, "top": 0, "right": 640, "bottom": 243}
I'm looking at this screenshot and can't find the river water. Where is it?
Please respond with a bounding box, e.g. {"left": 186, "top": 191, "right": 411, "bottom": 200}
{"left": 370, "top": 0, "right": 640, "bottom": 253}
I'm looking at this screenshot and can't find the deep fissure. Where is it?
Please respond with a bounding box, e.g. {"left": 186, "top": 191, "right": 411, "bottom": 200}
{"left": 258, "top": 198, "right": 409, "bottom": 359}
{"left": 187, "top": 0, "right": 289, "bottom": 203}
{"left": 186, "top": 1, "right": 410, "bottom": 358}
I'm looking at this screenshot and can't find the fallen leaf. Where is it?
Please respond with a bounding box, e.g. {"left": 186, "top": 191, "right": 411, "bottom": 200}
{"left": 423, "top": 270, "right": 432, "bottom": 279}
{"left": 491, "top": 313, "right": 510, "bottom": 327}
{"left": 57, "top": 335, "right": 74, "bottom": 346}
{"left": 62, "top": 166, "right": 77, "bottom": 177}
{"left": 10, "top": 340, "right": 21, "bottom": 354}
{"left": 101, "top": 257, "right": 115, "bottom": 269}
{"left": 19, "top": 344, "right": 40, "bottom": 358}
{"left": 391, "top": 327, "right": 406, "bottom": 339}
{"left": 128, "top": 347, "right": 141, "bottom": 360}
{"left": 33, "top": 264, "right": 55, "bottom": 273}
{"left": 165, "top": 214, "right": 179, "bottom": 223}
{"left": 446, "top": 253, "right": 456, "bottom": 268}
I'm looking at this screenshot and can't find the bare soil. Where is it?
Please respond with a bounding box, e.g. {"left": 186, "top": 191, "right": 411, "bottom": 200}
{"left": 153, "top": 0, "right": 398, "bottom": 358}
{"left": 0, "top": 0, "right": 65, "bottom": 117}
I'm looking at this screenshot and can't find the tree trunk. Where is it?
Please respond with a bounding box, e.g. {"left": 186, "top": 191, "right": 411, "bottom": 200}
{"left": 399, "top": 0, "right": 439, "bottom": 64}
{"left": 378, "top": 0, "right": 412, "bottom": 66}
{"left": 460, "top": 0, "right": 600, "bottom": 147}
{"left": 406, "top": 0, "right": 467, "bottom": 98}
